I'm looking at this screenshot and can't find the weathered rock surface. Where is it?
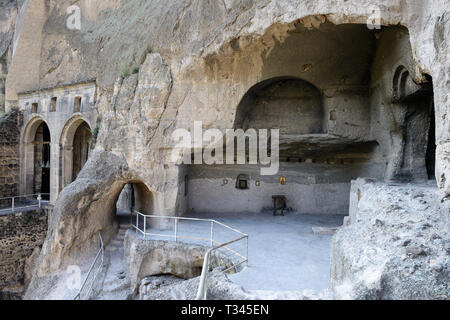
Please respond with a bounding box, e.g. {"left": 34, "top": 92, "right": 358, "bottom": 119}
{"left": 140, "top": 269, "right": 327, "bottom": 300}
{"left": 124, "top": 231, "right": 242, "bottom": 294}
{"left": 9, "top": 0, "right": 448, "bottom": 300}
{"left": 0, "top": 0, "right": 19, "bottom": 113}
{"left": 331, "top": 180, "right": 450, "bottom": 300}
{"left": 0, "top": 0, "right": 18, "bottom": 67}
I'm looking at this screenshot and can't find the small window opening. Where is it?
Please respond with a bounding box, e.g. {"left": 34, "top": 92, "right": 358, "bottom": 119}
{"left": 50, "top": 97, "right": 57, "bottom": 112}
{"left": 31, "top": 103, "right": 38, "bottom": 114}
{"left": 74, "top": 96, "right": 82, "bottom": 113}
{"left": 236, "top": 174, "right": 250, "bottom": 190}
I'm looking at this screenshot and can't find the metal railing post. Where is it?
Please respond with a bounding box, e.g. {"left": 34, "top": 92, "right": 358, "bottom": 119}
{"left": 135, "top": 212, "right": 138, "bottom": 234}
{"left": 210, "top": 221, "right": 214, "bottom": 247}
{"left": 38, "top": 194, "right": 42, "bottom": 208}
{"left": 246, "top": 236, "right": 249, "bottom": 267}
{"left": 175, "top": 218, "right": 179, "bottom": 242}
{"left": 11, "top": 197, "right": 14, "bottom": 212}
{"left": 143, "top": 216, "right": 147, "bottom": 240}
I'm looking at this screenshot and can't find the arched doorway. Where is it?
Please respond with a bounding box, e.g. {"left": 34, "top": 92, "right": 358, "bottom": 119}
{"left": 72, "top": 122, "right": 92, "bottom": 180}
{"left": 33, "top": 122, "right": 51, "bottom": 198}
{"left": 22, "top": 117, "right": 52, "bottom": 199}
{"left": 60, "top": 118, "right": 92, "bottom": 189}
{"left": 392, "top": 69, "right": 435, "bottom": 182}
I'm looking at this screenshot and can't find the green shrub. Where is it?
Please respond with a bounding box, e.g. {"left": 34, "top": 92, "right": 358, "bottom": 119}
{"left": 91, "top": 114, "right": 103, "bottom": 146}
{"left": 120, "top": 64, "right": 130, "bottom": 79}
{"left": 0, "top": 97, "right": 5, "bottom": 116}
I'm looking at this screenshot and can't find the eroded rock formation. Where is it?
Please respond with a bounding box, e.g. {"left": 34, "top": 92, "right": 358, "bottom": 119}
{"left": 332, "top": 179, "right": 449, "bottom": 299}
{"left": 0, "top": 0, "right": 446, "bottom": 299}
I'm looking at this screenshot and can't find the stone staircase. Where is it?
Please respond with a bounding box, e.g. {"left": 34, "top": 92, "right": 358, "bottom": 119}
{"left": 106, "top": 224, "right": 129, "bottom": 253}
{"left": 97, "top": 224, "right": 131, "bottom": 300}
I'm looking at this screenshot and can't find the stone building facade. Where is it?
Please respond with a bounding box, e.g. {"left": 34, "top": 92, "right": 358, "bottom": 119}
{"left": 0, "top": 209, "right": 48, "bottom": 297}
{"left": 0, "top": 109, "right": 21, "bottom": 205}
{"left": 18, "top": 81, "right": 97, "bottom": 203}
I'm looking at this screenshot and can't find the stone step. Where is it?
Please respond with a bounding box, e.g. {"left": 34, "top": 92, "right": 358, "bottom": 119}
{"left": 102, "top": 278, "right": 128, "bottom": 293}
{"left": 107, "top": 245, "right": 122, "bottom": 251}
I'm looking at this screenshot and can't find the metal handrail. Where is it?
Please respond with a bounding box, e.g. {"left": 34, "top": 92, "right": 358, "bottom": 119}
{"left": 74, "top": 232, "right": 104, "bottom": 300}
{"left": 0, "top": 193, "right": 51, "bottom": 201}
{"left": 0, "top": 193, "right": 51, "bottom": 212}
{"left": 133, "top": 212, "right": 249, "bottom": 251}
{"left": 132, "top": 211, "right": 249, "bottom": 300}
{"left": 195, "top": 235, "right": 248, "bottom": 300}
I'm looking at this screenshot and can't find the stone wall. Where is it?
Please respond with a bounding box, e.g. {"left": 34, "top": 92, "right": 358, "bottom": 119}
{"left": 0, "top": 209, "right": 48, "bottom": 296}
{"left": 186, "top": 162, "right": 384, "bottom": 215}
{"left": 0, "top": 109, "right": 21, "bottom": 206}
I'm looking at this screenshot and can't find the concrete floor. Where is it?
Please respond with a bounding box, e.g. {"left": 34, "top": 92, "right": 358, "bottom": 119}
{"left": 137, "top": 211, "right": 344, "bottom": 293}
{"left": 196, "top": 212, "right": 343, "bottom": 292}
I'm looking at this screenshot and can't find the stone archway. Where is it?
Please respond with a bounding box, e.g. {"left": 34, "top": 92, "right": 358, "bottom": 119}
{"left": 21, "top": 116, "right": 51, "bottom": 198}
{"left": 390, "top": 67, "right": 435, "bottom": 182}
{"left": 116, "top": 181, "right": 155, "bottom": 227}
{"left": 60, "top": 116, "right": 93, "bottom": 189}
{"left": 234, "top": 77, "right": 324, "bottom": 134}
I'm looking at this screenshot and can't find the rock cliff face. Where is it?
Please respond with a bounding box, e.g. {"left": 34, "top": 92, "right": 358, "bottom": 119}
{"left": 332, "top": 179, "right": 449, "bottom": 300}
{"left": 4, "top": 0, "right": 447, "bottom": 299}
{"left": 0, "top": 0, "right": 19, "bottom": 113}
{"left": 0, "top": 0, "right": 17, "bottom": 69}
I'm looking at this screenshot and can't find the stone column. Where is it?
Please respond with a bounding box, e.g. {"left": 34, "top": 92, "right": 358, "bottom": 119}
{"left": 61, "top": 145, "right": 74, "bottom": 190}
{"left": 22, "top": 141, "right": 35, "bottom": 196}
{"left": 50, "top": 142, "right": 60, "bottom": 204}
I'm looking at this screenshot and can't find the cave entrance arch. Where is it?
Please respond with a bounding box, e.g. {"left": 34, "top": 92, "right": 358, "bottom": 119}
{"left": 115, "top": 181, "right": 155, "bottom": 228}
{"left": 60, "top": 117, "right": 92, "bottom": 189}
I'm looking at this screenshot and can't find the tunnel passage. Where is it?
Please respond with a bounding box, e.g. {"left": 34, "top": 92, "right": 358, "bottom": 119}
{"left": 33, "top": 122, "right": 51, "bottom": 198}
{"left": 115, "top": 182, "right": 155, "bottom": 228}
